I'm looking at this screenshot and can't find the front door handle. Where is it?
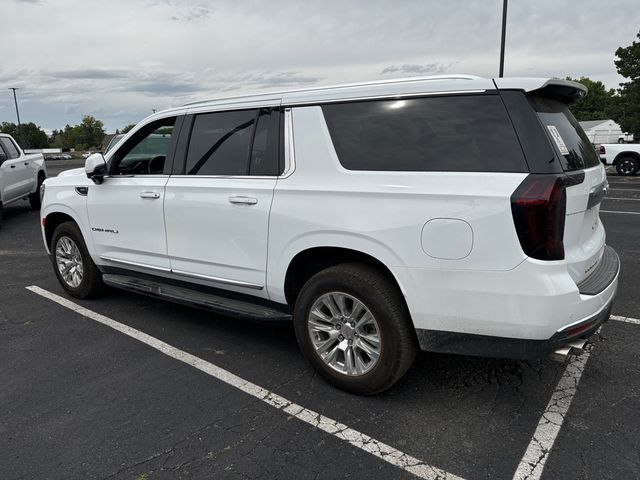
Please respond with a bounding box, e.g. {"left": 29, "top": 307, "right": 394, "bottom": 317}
{"left": 24, "top": 162, "right": 29, "bottom": 166}
{"left": 139, "top": 191, "right": 161, "bottom": 199}
{"left": 229, "top": 196, "right": 258, "bottom": 205}
{"left": 10, "top": 165, "right": 15, "bottom": 169}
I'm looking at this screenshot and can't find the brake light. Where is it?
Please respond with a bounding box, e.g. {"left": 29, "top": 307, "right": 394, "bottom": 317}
{"left": 599, "top": 145, "right": 606, "bottom": 155}
{"left": 511, "top": 174, "right": 578, "bottom": 261}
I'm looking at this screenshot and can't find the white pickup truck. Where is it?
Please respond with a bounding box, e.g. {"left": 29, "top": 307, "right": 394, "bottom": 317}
{"left": 0, "top": 133, "right": 47, "bottom": 226}
{"left": 599, "top": 143, "right": 640, "bottom": 176}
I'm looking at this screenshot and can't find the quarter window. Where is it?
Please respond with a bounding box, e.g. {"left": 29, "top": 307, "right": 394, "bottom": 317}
{"left": 322, "top": 95, "right": 528, "bottom": 172}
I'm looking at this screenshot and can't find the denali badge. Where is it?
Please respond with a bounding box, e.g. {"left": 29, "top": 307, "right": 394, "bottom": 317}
{"left": 92, "top": 227, "right": 119, "bottom": 234}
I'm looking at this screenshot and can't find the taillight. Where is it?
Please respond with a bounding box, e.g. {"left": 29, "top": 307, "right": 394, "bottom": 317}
{"left": 511, "top": 174, "right": 580, "bottom": 261}
{"left": 599, "top": 145, "right": 606, "bottom": 155}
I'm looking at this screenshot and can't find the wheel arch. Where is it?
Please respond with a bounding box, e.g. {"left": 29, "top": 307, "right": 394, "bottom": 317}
{"left": 281, "top": 246, "right": 408, "bottom": 309}
{"left": 613, "top": 151, "right": 640, "bottom": 165}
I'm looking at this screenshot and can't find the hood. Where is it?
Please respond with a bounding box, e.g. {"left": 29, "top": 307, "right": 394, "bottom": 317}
{"left": 57, "top": 167, "right": 86, "bottom": 177}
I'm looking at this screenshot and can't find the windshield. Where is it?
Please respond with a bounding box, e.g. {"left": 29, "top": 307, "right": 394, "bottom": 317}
{"left": 528, "top": 95, "right": 600, "bottom": 171}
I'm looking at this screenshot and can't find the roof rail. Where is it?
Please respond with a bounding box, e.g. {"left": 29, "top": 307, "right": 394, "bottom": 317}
{"left": 183, "top": 74, "right": 483, "bottom": 107}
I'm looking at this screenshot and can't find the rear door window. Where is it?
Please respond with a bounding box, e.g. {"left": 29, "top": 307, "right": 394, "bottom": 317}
{"left": 184, "top": 108, "right": 282, "bottom": 176}
{"left": 528, "top": 95, "right": 600, "bottom": 171}
{"left": 321, "top": 95, "right": 527, "bottom": 172}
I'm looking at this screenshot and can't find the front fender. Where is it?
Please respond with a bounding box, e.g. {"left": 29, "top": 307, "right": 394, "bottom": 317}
{"left": 41, "top": 198, "right": 92, "bottom": 256}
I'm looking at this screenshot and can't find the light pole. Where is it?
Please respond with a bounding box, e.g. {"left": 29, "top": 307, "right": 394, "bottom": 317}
{"left": 8, "top": 87, "right": 22, "bottom": 141}
{"left": 499, "top": 0, "right": 508, "bottom": 77}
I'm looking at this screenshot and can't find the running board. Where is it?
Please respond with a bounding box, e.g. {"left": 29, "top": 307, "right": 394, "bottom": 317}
{"left": 102, "top": 274, "right": 292, "bottom": 322}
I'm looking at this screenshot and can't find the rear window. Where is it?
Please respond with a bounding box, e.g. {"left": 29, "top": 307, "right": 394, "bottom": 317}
{"left": 321, "top": 95, "right": 527, "bottom": 172}
{"left": 528, "top": 95, "right": 600, "bottom": 171}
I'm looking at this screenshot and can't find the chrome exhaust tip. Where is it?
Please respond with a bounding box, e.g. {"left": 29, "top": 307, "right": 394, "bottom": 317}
{"left": 550, "top": 338, "right": 588, "bottom": 362}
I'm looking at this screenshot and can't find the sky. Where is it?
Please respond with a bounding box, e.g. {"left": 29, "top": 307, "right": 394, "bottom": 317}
{"left": 1, "top": 0, "right": 639, "bottom": 134}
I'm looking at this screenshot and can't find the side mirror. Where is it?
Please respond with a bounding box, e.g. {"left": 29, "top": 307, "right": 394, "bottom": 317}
{"left": 0, "top": 151, "right": 6, "bottom": 165}
{"left": 85, "top": 153, "right": 108, "bottom": 184}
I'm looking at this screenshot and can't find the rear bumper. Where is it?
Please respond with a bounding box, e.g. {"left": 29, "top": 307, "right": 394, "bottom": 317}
{"left": 394, "top": 245, "right": 619, "bottom": 359}
{"left": 415, "top": 299, "right": 613, "bottom": 360}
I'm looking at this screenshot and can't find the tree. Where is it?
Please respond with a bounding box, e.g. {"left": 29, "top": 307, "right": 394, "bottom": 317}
{"left": 0, "top": 121, "right": 48, "bottom": 148}
{"left": 74, "top": 116, "right": 105, "bottom": 150}
{"left": 565, "top": 77, "right": 616, "bottom": 121}
{"left": 121, "top": 124, "right": 136, "bottom": 134}
{"left": 612, "top": 30, "right": 640, "bottom": 134}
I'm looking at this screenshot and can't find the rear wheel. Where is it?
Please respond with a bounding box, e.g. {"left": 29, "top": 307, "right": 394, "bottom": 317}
{"left": 294, "top": 263, "right": 417, "bottom": 395}
{"left": 615, "top": 157, "right": 639, "bottom": 176}
{"left": 51, "top": 221, "right": 104, "bottom": 298}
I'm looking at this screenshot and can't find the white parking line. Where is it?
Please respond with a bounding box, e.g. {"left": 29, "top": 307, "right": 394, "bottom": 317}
{"left": 25, "top": 285, "right": 463, "bottom": 480}
{"left": 611, "top": 314, "right": 640, "bottom": 325}
{"left": 513, "top": 313, "right": 640, "bottom": 480}
{"left": 600, "top": 210, "right": 640, "bottom": 215}
{"left": 512, "top": 342, "right": 594, "bottom": 480}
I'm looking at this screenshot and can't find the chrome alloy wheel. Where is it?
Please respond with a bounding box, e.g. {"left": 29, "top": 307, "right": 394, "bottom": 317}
{"left": 55, "top": 236, "right": 84, "bottom": 288}
{"left": 307, "top": 292, "right": 381, "bottom": 376}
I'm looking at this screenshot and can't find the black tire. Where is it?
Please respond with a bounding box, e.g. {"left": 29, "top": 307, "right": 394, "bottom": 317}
{"left": 618, "top": 138, "right": 625, "bottom": 144}
{"left": 29, "top": 173, "right": 45, "bottom": 210}
{"left": 50, "top": 221, "right": 104, "bottom": 298}
{"left": 615, "top": 156, "right": 639, "bottom": 176}
{"left": 294, "top": 263, "right": 418, "bottom": 395}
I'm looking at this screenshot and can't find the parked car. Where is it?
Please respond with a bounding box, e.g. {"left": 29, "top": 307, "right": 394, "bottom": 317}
{"left": 46, "top": 153, "right": 73, "bottom": 161}
{"left": 0, "top": 133, "right": 47, "bottom": 226}
{"left": 618, "top": 133, "right": 635, "bottom": 143}
{"left": 39, "top": 75, "right": 619, "bottom": 394}
{"left": 599, "top": 143, "right": 640, "bottom": 175}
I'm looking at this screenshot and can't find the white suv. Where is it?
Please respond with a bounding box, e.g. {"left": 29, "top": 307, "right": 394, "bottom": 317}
{"left": 40, "top": 75, "right": 619, "bottom": 394}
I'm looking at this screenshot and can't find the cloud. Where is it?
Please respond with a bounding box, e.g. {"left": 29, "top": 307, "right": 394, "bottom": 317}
{"left": 381, "top": 63, "right": 451, "bottom": 76}
{"left": 46, "top": 68, "right": 131, "bottom": 80}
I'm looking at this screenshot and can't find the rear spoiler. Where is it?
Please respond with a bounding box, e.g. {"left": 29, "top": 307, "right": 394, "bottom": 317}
{"left": 493, "top": 78, "right": 588, "bottom": 105}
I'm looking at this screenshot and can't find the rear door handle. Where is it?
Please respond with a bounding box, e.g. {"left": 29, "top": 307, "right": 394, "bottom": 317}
{"left": 24, "top": 162, "right": 29, "bottom": 166}
{"left": 10, "top": 165, "right": 15, "bottom": 169}
{"left": 228, "top": 196, "right": 258, "bottom": 205}
{"left": 139, "top": 191, "right": 161, "bottom": 199}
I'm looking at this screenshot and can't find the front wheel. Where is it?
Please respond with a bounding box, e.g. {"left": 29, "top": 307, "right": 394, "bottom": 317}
{"left": 50, "top": 221, "right": 104, "bottom": 298}
{"left": 294, "top": 263, "right": 418, "bottom": 395}
{"left": 616, "top": 157, "right": 639, "bottom": 176}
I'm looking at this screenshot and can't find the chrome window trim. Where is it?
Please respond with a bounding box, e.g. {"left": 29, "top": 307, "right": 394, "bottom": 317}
{"left": 282, "top": 89, "right": 487, "bottom": 107}
{"left": 281, "top": 108, "right": 296, "bottom": 179}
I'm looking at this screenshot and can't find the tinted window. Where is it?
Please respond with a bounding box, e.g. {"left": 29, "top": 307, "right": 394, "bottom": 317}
{"left": 186, "top": 110, "right": 256, "bottom": 175}
{"left": 113, "top": 118, "right": 176, "bottom": 175}
{"left": 249, "top": 109, "right": 282, "bottom": 176}
{"left": 322, "top": 95, "right": 527, "bottom": 172}
{"left": 528, "top": 95, "right": 600, "bottom": 171}
{"left": 0, "top": 137, "right": 20, "bottom": 159}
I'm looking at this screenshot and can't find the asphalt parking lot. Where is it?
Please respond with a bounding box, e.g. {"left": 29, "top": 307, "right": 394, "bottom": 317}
{"left": 1, "top": 165, "right": 639, "bottom": 480}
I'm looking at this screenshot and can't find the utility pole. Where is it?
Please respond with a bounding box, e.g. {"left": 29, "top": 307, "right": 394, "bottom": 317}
{"left": 8, "top": 88, "right": 22, "bottom": 141}
{"left": 499, "top": 0, "right": 508, "bottom": 77}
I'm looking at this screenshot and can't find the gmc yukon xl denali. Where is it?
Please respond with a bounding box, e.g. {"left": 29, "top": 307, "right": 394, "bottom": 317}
{"left": 0, "top": 133, "right": 46, "bottom": 226}
{"left": 40, "top": 75, "right": 619, "bottom": 394}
